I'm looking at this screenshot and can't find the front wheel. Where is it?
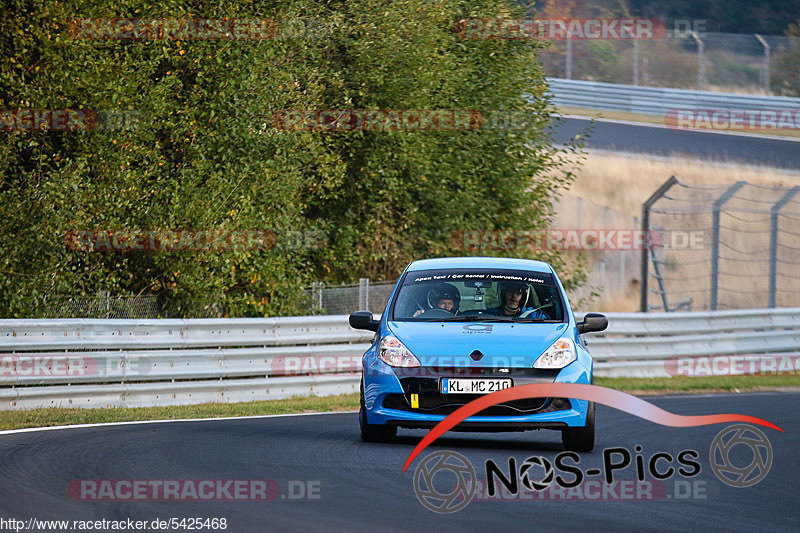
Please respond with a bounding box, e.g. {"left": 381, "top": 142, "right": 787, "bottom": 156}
{"left": 360, "top": 387, "right": 396, "bottom": 443}
{"left": 562, "top": 401, "right": 595, "bottom": 452}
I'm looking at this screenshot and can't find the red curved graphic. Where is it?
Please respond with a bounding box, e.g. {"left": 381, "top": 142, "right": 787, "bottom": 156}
{"left": 402, "top": 383, "right": 784, "bottom": 472}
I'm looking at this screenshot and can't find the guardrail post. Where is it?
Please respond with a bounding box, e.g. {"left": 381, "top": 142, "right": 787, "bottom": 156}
{"left": 710, "top": 181, "right": 747, "bottom": 310}
{"left": 769, "top": 187, "right": 800, "bottom": 307}
{"left": 640, "top": 176, "right": 678, "bottom": 312}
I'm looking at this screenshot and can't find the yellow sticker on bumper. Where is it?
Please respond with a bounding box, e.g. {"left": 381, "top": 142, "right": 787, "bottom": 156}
{"left": 411, "top": 394, "right": 419, "bottom": 409}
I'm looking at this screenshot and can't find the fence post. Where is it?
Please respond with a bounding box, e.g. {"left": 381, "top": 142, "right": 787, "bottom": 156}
{"left": 565, "top": 37, "right": 573, "bottom": 79}
{"left": 358, "top": 278, "right": 370, "bottom": 311}
{"left": 640, "top": 177, "right": 678, "bottom": 312}
{"left": 311, "top": 281, "right": 322, "bottom": 313}
{"left": 769, "top": 187, "right": 800, "bottom": 308}
{"left": 691, "top": 32, "right": 705, "bottom": 90}
{"left": 632, "top": 39, "right": 639, "bottom": 85}
{"left": 100, "top": 290, "right": 110, "bottom": 319}
{"left": 754, "top": 34, "right": 770, "bottom": 93}
{"left": 710, "top": 181, "right": 747, "bottom": 310}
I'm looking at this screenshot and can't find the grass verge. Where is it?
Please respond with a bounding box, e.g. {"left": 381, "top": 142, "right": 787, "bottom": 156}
{"left": 1, "top": 375, "right": 798, "bottom": 431}
{"left": 596, "top": 374, "right": 800, "bottom": 395}
{"left": 0, "top": 393, "right": 360, "bottom": 431}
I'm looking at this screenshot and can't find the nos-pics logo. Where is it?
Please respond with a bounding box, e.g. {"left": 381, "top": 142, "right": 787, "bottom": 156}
{"left": 413, "top": 450, "right": 476, "bottom": 513}
{"left": 412, "top": 424, "right": 774, "bottom": 513}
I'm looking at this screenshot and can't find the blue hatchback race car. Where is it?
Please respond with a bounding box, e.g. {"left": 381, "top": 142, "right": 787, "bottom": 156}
{"left": 349, "top": 257, "right": 608, "bottom": 451}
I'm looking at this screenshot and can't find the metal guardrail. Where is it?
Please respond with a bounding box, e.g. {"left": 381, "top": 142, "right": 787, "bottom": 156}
{"left": 2, "top": 308, "right": 798, "bottom": 409}
{"left": 547, "top": 77, "right": 800, "bottom": 116}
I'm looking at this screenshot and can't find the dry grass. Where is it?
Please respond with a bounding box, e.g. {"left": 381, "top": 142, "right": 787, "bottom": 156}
{"left": 558, "top": 151, "right": 800, "bottom": 218}
{"left": 592, "top": 283, "right": 641, "bottom": 312}
{"left": 551, "top": 152, "right": 800, "bottom": 311}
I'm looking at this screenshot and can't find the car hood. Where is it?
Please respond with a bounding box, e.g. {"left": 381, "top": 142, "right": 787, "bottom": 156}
{"left": 386, "top": 321, "right": 570, "bottom": 368}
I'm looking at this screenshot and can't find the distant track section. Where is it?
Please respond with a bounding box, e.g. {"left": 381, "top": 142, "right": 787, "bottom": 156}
{"left": 552, "top": 116, "right": 800, "bottom": 169}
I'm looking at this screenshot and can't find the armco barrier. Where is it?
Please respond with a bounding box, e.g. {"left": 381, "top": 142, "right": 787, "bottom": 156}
{"left": 1, "top": 308, "right": 798, "bottom": 409}
{"left": 547, "top": 77, "right": 800, "bottom": 116}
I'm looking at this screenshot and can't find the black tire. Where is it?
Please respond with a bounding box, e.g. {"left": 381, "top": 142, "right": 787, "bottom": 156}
{"left": 562, "top": 401, "right": 595, "bottom": 452}
{"left": 360, "top": 384, "right": 396, "bottom": 443}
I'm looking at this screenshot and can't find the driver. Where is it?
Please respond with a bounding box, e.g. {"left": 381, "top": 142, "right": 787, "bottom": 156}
{"left": 489, "top": 281, "right": 547, "bottom": 318}
{"left": 413, "top": 283, "right": 460, "bottom": 317}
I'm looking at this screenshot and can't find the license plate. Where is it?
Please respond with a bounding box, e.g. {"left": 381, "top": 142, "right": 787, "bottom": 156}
{"left": 440, "top": 378, "right": 512, "bottom": 394}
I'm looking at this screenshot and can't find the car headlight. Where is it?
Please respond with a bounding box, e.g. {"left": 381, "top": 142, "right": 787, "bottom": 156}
{"left": 378, "top": 335, "right": 421, "bottom": 367}
{"left": 533, "top": 337, "right": 576, "bottom": 369}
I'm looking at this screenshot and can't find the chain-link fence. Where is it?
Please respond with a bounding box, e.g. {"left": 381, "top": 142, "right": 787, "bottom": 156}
{"left": 40, "top": 293, "right": 162, "bottom": 319}
{"left": 642, "top": 177, "right": 800, "bottom": 311}
{"left": 305, "top": 279, "right": 396, "bottom": 316}
{"left": 36, "top": 294, "right": 268, "bottom": 319}
{"left": 541, "top": 31, "right": 799, "bottom": 94}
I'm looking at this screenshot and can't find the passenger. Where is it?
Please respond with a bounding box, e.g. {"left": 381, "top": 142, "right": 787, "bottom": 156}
{"left": 488, "top": 281, "right": 547, "bottom": 319}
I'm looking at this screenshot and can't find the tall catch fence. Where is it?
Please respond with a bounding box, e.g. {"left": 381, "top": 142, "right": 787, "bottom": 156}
{"left": 541, "top": 31, "right": 798, "bottom": 95}
{"left": 641, "top": 177, "right": 800, "bottom": 311}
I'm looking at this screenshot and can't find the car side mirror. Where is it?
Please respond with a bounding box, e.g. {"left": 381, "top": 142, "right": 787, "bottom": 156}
{"left": 349, "top": 310, "right": 379, "bottom": 332}
{"left": 577, "top": 313, "right": 608, "bottom": 334}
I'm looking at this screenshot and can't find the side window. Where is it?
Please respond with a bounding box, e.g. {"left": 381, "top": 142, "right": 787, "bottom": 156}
{"left": 533, "top": 285, "right": 558, "bottom": 319}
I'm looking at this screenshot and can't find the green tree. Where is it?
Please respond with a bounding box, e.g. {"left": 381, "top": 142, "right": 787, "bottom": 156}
{"left": 0, "top": 0, "right": 583, "bottom": 317}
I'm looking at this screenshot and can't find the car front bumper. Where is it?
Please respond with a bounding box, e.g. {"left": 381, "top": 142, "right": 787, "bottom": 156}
{"left": 363, "top": 354, "right": 592, "bottom": 429}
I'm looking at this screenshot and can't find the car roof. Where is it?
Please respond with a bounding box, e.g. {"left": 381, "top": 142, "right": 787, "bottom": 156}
{"left": 406, "top": 256, "right": 552, "bottom": 273}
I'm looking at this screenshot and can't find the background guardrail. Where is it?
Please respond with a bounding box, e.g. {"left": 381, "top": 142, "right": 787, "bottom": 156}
{"left": 2, "top": 308, "right": 798, "bottom": 409}
{"left": 547, "top": 77, "right": 800, "bottom": 116}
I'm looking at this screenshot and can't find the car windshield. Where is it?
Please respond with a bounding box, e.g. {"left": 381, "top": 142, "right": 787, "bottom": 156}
{"left": 391, "top": 268, "right": 565, "bottom": 322}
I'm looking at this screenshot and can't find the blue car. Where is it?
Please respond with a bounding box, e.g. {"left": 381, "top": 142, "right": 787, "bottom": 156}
{"left": 349, "top": 257, "right": 608, "bottom": 451}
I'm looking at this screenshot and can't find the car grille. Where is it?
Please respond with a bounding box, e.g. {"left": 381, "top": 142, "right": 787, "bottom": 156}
{"left": 382, "top": 393, "right": 571, "bottom": 416}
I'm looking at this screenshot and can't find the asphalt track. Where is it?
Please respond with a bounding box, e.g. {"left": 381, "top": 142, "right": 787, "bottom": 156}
{"left": 553, "top": 117, "right": 800, "bottom": 170}
{"left": 0, "top": 392, "right": 797, "bottom": 532}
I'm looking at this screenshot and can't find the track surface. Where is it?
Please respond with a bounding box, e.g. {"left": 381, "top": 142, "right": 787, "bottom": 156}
{"left": 554, "top": 117, "right": 800, "bottom": 170}
{"left": 0, "top": 392, "right": 797, "bottom": 532}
